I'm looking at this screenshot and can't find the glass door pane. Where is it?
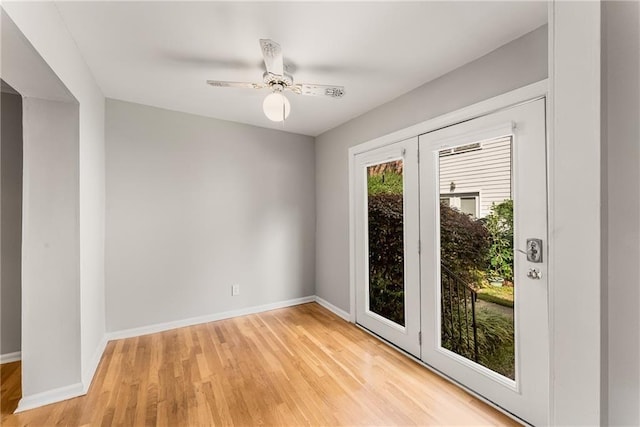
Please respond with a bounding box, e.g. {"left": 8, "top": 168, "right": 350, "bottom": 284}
{"left": 438, "top": 136, "right": 515, "bottom": 379}
{"left": 367, "top": 159, "right": 405, "bottom": 326}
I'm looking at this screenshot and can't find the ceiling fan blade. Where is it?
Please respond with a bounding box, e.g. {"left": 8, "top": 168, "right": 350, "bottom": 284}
{"left": 259, "top": 39, "right": 284, "bottom": 76}
{"left": 290, "top": 84, "right": 345, "bottom": 98}
{"left": 206, "top": 80, "right": 265, "bottom": 89}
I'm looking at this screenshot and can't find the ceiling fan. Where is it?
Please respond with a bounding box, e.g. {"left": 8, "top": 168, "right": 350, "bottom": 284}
{"left": 206, "top": 39, "right": 345, "bottom": 122}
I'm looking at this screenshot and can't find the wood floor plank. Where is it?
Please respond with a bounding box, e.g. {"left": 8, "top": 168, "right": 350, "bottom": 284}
{"left": 1, "top": 303, "right": 520, "bottom": 426}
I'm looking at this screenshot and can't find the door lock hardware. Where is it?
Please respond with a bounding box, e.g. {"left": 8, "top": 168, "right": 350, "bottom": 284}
{"left": 526, "top": 238, "right": 543, "bottom": 263}
{"left": 517, "top": 238, "right": 543, "bottom": 263}
{"left": 527, "top": 268, "right": 542, "bottom": 280}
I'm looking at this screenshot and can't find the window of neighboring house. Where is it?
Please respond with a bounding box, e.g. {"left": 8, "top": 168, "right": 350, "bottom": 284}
{"left": 440, "top": 192, "right": 480, "bottom": 218}
{"left": 460, "top": 197, "right": 477, "bottom": 217}
{"left": 438, "top": 142, "right": 482, "bottom": 157}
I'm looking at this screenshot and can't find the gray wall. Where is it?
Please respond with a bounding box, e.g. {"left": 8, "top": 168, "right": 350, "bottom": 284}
{"left": 1, "top": 90, "right": 22, "bottom": 356}
{"left": 105, "top": 100, "right": 315, "bottom": 332}
{"left": 21, "top": 97, "right": 81, "bottom": 396}
{"left": 315, "top": 25, "right": 548, "bottom": 311}
{"left": 602, "top": 2, "right": 640, "bottom": 425}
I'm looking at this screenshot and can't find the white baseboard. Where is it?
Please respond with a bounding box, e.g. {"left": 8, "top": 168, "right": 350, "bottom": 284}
{"left": 0, "top": 351, "right": 21, "bottom": 364}
{"left": 107, "top": 295, "right": 316, "bottom": 341}
{"left": 82, "top": 335, "right": 108, "bottom": 392}
{"left": 16, "top": 382, "right": 84, "bottom": 413}
{"left": 315, "top": 296, "right": 351, "bottom": 321}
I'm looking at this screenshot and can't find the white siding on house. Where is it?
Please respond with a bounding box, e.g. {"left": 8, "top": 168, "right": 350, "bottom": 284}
{"left": 438, "top": 136, "right": 512, "bottom": 217}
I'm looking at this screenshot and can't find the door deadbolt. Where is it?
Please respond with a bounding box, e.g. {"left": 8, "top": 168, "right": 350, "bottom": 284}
{"left": 526, "top": 238, "right": 543, "bottom": 263}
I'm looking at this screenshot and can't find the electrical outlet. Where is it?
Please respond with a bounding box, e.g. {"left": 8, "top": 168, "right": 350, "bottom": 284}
{"left": 232, "top": 284, "right": 240, "bottom": 296}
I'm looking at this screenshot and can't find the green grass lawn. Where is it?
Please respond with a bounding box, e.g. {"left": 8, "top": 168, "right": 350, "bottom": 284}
{"left": 475, "top": 308, "right": 515, "bottom": 379}
{"left": 442, "top": 306, "right": 515, "bottom": 380}
{"left": 477, "top": 285, "right": 514, "bottom": 308}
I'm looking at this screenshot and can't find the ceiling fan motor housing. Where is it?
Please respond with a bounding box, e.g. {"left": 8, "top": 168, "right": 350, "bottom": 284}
{"left": 263, "top": 71, "right": 294, "bottom": 90}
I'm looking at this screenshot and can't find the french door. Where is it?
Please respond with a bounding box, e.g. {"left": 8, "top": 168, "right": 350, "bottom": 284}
{"left": 354, "top": 99, "right": 549, "bottom": 425}
{"left": 354, "top": 137, "right": 421, "bottom": 357}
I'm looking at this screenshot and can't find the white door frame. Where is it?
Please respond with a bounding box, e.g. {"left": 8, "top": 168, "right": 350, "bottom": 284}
{"left": 548, "top": 2, "right": 601, "bottom": 424}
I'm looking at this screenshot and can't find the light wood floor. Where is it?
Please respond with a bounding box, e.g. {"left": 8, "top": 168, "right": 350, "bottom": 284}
{"left": 1, "top": 303, "right": 519, "bottom": 426}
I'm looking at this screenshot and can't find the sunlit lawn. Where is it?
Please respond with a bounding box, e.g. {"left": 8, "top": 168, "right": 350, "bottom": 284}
{"left": 477, "top": 285, "right": 514, "bottom": 308}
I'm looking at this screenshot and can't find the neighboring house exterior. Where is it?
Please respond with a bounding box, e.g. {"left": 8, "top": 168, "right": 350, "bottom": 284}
{"left": 439, "top": 136, "right": 512, "bottom": 218}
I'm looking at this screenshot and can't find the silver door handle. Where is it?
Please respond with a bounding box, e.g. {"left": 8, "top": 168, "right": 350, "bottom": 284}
{"left": 517, "top": 238, "right": 543, "bottom": 263}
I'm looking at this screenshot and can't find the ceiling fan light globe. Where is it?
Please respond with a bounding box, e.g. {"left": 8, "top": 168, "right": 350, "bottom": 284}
{"left": 263, "top": 93, "right": 291, "bottom": 122}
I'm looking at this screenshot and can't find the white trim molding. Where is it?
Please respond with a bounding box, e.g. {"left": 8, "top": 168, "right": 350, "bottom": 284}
{"left": 16, "top": 382, "right": 84, "bottom": 413}
{"left": 347, "top": 80, "right": 547, "bottom": 158}
{"left": 548, "top": 2, "right": 601, "bottom": 425}
{"left": 106, "top": 296, "right": 316, "bottom": 341}
{"left": 0, "top": 351, "right": 21, "bottom": 364}
{"left": 315, "top": 296, "right": 351, "bottom": 321}
{"left": 82, "top": 336, "right": 108, "bottom": 392}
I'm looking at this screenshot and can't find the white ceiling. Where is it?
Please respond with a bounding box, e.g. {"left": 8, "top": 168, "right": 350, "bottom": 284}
{"left": 54, "top": 1, "right": 547, "bottom": 136}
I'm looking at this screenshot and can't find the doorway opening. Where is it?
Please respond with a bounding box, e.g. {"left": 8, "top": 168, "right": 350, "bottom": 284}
{"left": 0, "top": 79, "right": 23, "bottom": 417}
